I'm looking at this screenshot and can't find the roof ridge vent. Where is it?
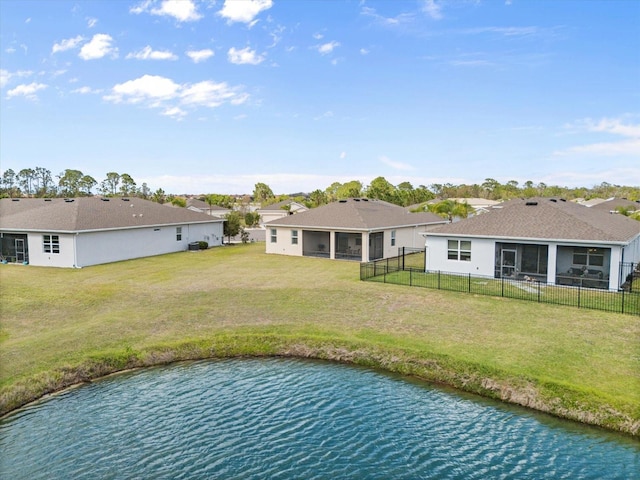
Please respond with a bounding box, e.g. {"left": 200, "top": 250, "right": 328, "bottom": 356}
{"left": 11, "top": 198, "right": 19, "bottom": 201}
{"left": 525, "top": 201, "right": 538, "bottom": 206}
{"left": 362, "top": 198, "right": 369, "bottom": 201}
{"left": 101, "top": 198, "right": 110, "bottom": 201}
{"left": 44, "top": 198, "right": 52, "bottom": 202}
{"left": 122, "top": 198, "right": 130, "bottom": 201}
{"left": 549, "top": 198, "right": 557, "bottom": 203}
{"left": 339, "top": 199, "right": 347, "bottom": 203}
{"left": 64, "top": 198, "right": 74, "bottom": 203}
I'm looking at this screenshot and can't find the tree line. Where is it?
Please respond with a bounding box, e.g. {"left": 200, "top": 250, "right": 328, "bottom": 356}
{"left": 0, "top": 167, "right": 170, "bottom": 202}
{"left": 2, "top": 168, "right": 638, "bottom": 209}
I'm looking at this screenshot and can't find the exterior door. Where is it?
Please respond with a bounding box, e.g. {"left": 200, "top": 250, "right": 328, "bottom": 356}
{"left": 15, "top": 238, "right": 25, "bottom": 262}
{"left": 501, "top": 249, "right": 517, "bottom": 278}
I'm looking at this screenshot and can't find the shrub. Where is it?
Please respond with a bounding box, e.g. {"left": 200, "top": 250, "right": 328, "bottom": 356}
{"left": 198, "top": 241, "right": 208, "bottom": 250}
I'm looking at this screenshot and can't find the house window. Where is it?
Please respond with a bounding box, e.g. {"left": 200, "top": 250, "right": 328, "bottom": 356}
{"left": 176, "top": 227, "right": 182, "bottom": 241}
{"left": 391, "top": 230, "right": 396, "bottom": 247}
{"left": 448, "top": 239, "right": 471, "bottom": 261}
{"left": 43, "top": 235, "right": 60, "bottom": 254}
{"left": 270, "top": 228, "right": 277, "bottom": 243}
{"left": 573, "top": 247, "right": 604, "bottom": 267}
{"left": 291, "top": 230, "right": 298, "bottom": 245}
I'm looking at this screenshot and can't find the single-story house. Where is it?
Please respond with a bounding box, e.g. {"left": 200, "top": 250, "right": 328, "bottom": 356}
{"left": 185, "top": 198, "right": 232, "bottom": 217}
{"left": 0, "top": 197, "right": 224, "bottom": 268}
{"left": 257, "top": 200, "right": 308, "bottom": 226}
{"left": 422, "top": 197, "right": 640, "bottom": 290}
{"left": 265, "top": 198, "right": 447, "bottom": 262}
{"left": 585, "top": 197, "right": 640, "bottom": 214}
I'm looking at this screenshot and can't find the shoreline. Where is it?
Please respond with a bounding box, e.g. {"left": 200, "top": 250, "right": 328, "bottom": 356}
{"left": 2, "top": 335, "right": 638, "bottom": 438}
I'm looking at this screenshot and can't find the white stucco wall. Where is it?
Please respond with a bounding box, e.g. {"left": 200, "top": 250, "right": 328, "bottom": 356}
{"left": 27, "top": 233, "right": 76, "bottom": 268}
{"left": 265, "top": 226, "right": 303, "bottom": 256}
{"left": 73, "top": 222, "right": 223, "bottom": 267}
{"left": 424, "top": 236, "right": 496, "bottom": 276}
{"left": 24, "top": 222, "right": 223, "bottom": 268}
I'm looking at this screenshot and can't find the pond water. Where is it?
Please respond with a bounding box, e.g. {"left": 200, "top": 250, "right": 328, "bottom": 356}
{"left": 1, "top": 358, "right": 638, "bottom": 479}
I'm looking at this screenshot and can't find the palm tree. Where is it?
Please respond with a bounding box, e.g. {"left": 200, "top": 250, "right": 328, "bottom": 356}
{"left": 428, "top": 199, "right": 474, "bottom": 223}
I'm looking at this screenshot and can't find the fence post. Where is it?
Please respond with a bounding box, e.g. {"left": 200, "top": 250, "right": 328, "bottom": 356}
{"left": 501, "top": 276, "right": 504, "bottom": 297}
{"left": 621, "top": 289, "right": 625, "bottom": 315}
{"left": 468, "top": 273, "right": 471, "bottom": 292}
{"left": 537, "top": 281, "right": 541, "bottom": 303}
{"left": 577, "top": 284, "right": 581, "bottom": 308}
{"left": 438, "top": 270, "right": 441, "bottom": 290}
{"left": 410, "top": 268, "right": 413, "bottom": 287}
{"left": 402, "top": 247, "right": 405, "bottom": 271}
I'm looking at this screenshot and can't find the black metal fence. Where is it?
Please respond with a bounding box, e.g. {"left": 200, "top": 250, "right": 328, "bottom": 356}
{"left": 361, "top": 253, "right": 640, "bottom": 316}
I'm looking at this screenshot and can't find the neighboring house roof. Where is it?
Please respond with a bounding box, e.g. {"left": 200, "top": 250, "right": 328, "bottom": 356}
{"left": 587, "top": 197, "right": 640, "bottom": 213}
{"left": 0, "top": 197, "right": 223, "bottom": 233}
{"left": 258, "top": 200, "right": 307, "bottom": 213}
{"left": 578, "top": 198, "right": 608, "bottom": 207}
{"left": 425, "top": 197, "right": 640, "bottom": 244}
{"left": 266, "top": 198, "right": 447, "bottom": 230}
{"left": 186, "top": 198, "right": 230, "bottom": 212}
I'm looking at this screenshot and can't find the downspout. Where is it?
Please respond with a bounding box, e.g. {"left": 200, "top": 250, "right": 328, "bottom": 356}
{"left": 74, "top": 232, "right": 79, "bottom": 268}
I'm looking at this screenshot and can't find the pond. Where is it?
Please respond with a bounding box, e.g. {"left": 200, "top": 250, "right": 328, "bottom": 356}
{"left": 1, "top": 358, "right": 638, "bottom": 479}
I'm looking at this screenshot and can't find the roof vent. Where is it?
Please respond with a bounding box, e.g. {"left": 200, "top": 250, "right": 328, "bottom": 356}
{"left": 101, "top": 198, "right": 110, "bottom": 202}
{"left": 11, "top": 198, "right": 19, "bottom": 202}
{"left": 122, "top": 198, "right": 130, "bottom": 201}
{"left": 354, "top": 198, "right": 360, "bottom": 202}
{"left": 549, "top": 199, "right": 557, "bottom": 203}
{"left": 362, "top": 198, "right": 369, "bottom": 201}
{"left": 339, "top": 199, "right": 347, "bottom": 203}
{"left": 525, "top": 201, "right": 538, "bottom": 206}
{"left": 44, "top": 198, "right": 52, "bottom": 202}
{"left": 560, "top": 198, "right": 566, "bottom": 202}
{"left": 64, "top": 198, "right": 74, "bottom": 203}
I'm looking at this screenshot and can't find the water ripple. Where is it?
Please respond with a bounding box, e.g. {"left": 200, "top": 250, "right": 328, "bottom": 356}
{"left": 1, "top": 358, "right": 638, "bottom": 479}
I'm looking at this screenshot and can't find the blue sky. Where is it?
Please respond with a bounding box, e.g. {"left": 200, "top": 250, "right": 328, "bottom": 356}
{"left": 1, "top": 0, "right": 639, "bottom": 195}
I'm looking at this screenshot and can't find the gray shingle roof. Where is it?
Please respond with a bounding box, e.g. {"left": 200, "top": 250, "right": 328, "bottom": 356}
{"left": 266, "top": 198, "right": 447, "bottom": 230}
{"left": 0, "top": 197, "right": 223, "bottom": 232}
{"left": 426, "top": 197, "right": 640, "bottom": 243}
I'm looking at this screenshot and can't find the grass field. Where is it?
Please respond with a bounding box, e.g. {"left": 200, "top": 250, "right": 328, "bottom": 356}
{"left": 1, "top": 243, "right": 639, "bottom": 436}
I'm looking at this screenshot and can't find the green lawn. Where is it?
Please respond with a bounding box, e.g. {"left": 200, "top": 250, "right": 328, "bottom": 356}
{"left": 1, "top": 243, "right": 639, "bottom": 436}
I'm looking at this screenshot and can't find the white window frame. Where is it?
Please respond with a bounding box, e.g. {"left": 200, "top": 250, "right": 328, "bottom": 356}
{"left": 391, "top": 230, "right": 396, "bottom": 247}
{"left": 43, "top": 234, "right": 60, "bottom": 254}
{"left": 270, "top": 228, "right": 277, "bottom": 243}
{"left": 291, "top": 230, "right": 298, "bottom": 245}
{"left": 447, "top": 239, "right": 471, "bottom": 261}
{"left": 176, "top": 227, "right": 182, "bottom": 241}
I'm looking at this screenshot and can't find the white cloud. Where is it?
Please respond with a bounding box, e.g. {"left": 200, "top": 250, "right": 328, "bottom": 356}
{"left": 0, "top": 69, "right": 33, "bottom": 88}
{"left": 421, "top": 0, "right": 443, "bottom": 20}
{"left": 380, "top": 155, "right": 413, "bottom": 171}
{"left": 583, "top": 117, "right": 640, "bottom": 137}
{"left": 180, "top": 80, "right": 248, "bottom": 107}
{"left": 186, "top": 49, "right": 214, "bottom": 63}
{"left": 218, "top": 0, "right": 273, "bottom": 24}
{"left": 52, "top": 35, "right": 84, "bottom": 54}
{"left": 103, "top": 74, "right": 249, "bottom": 117}
{"left": 360, "top": 48, "right": 369, "bottom": 55}
{"left": 72, "top": 86, "right": 101, "bottom": 94}
{"left": 79, "top": 34, "right": 117, "bottom": 60}
{"left": 228, "top": 47, "right": 264, "bottom": 65}
{"left": 360, "top": 6, "right": 415, "bottom": 27}
{"left": 87, "top": 17, "right": 98, "bottom": 28}
{"left": 162, "top": 106, "right": 187, "bottom": 119}
{"left": 131, "top": 0, "right": 202, "bottom": 22}
{"left": 6, "top": 82, "right": 47, "bottom": 100}
{"left": 554, "top": 117, "right": 640, "bottom": 157}
{"left": 314, "top": 111, "right": 333, "bottom": 120}
{"left": 316, "top": 41, "right": 340, "bottom": 55}
{"left": 104, "top": 75, "right": 180, "bottom": 104}
{"left": 340, "top": 152, "right": 346, "bottom": 159}
{"left": 126, "top": 45, "right": 178, "bottom": 60}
